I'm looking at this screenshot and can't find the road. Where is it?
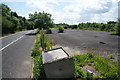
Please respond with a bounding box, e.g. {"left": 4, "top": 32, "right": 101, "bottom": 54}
{"left": 1, "top": 30, "right": 35, "bottom": 78}
{"left": 48, "top": 29, "right": 119, "bottom": 59}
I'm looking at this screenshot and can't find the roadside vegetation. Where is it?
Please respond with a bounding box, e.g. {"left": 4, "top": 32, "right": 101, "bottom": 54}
{"left": 1, "top": 4, "right": 35, "bottom": 36}
{"left": 74, "top": 53, "right": 119, "bottom": 79}
{"left": 58, "top": 26, "right": 64, "bottom": 33}
{"left": 56, "top": 20, "right": 120, "bottom": 36}
{"left": 45, "top": 28, "right": 52, "bottom": 34}
{"left": 31, "top": 29, "right": 52, "bottom": 80}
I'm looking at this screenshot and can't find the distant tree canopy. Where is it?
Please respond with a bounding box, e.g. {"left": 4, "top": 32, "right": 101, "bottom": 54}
{"left": 1, "top": 4, "right": 35, "bottom": 36}
{"left": 29, "top": 12, "right": 54, "bottom": 29}
{"left": 56, "top": 21, "right": 117, "bottom": 33}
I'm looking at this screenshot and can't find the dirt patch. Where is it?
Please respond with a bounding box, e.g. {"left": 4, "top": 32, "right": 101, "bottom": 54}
{"left": 82, "top": 65, "right": 101, "bottom": 77}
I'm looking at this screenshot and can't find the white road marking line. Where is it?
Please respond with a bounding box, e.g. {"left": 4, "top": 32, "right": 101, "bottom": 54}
{"left": 0, "top": 36, "right": 24, "bottom": 51}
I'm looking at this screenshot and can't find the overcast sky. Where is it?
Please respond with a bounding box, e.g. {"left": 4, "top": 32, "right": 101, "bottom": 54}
{"left": 2, "top": 0, "right": 119, "bottom": 24}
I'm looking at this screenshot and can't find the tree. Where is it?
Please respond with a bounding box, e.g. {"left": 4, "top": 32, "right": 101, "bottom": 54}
{"left": 2, "top": 17, "right": 14, "bottom": 34}
{"left": 1, "top": 3, "right": 32, "bottom": 36}
{"left": 29, "top": 11, "right": 54, "bottom": 29}
{"left": 0, "top": 4, "right": 11, "bottom": 17}
{"left": 13, "top": 12, "right": 18, "bottom": 18}
{"left": 25, "top": 20, "right": 35, "bottom": 30}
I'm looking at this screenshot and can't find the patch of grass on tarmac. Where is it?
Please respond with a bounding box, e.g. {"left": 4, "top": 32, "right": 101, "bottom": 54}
{"left": 74, "top": 53, "right": 119, "bottom": 79}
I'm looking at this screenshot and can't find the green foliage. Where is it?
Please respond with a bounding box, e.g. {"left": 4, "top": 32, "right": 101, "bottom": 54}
{"left": 74, "top": 53, "right": 94, "bottom": 67}
{"left": 58, "top": 26, "right": 64, "bottom": 33}
{"left": 33, "top": 55, "right": 45, "bottom": 80}
{"left": 74, "top": 66, "right": 87, "bottom": 78}
{"left": 2, "top": 17, "right": 15, "bottom": 34}
{"left": 32, "top": 31, "right": 52, "bottom": 79}
{"left": 29, "top": 11, "right": 54, "bottom": 29}
{"left": 94, "top": 56, "right": 118, "bottom": 79}
{"left": 108, "top": 54, "right": 114, "bottom": 59}
{"left": 0, "top": 4, "right": 11, "bottom": 17}
{"left": 25, "top": 20, "right": 35, "bottom": 30}
{"left": 31, "top": 48, "right": 42, "bottom": 57}
{"left": 74, "top": 53, "right": 118, "bottom": 79}
{"left": 32, "top": 33, "right": 46, "bottom": 80}
{"left": 40, "top": 30, "right": 52, "bottom": 50}
{"left": 56, "top": 22, "right": 117, "bottom": 33}
{"left": 46, "top": 28, "right": 52, "bottom": 34}
{"left": 1, "top": 3, "right": 35, "bottom": 36}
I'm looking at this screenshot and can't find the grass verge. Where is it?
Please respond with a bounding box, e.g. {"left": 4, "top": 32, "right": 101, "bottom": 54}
{"left": 31, "top": 30, "right": 52, "bottom": 80}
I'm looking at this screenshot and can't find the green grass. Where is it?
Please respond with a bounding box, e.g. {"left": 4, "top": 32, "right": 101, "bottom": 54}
{"left": 109, "top": 32, "right": 120, "bottom": 36}
{"left": 74, "top": 53, "right": 119, "bottom": 79}
{"left": 40, "top": 29, "right": 52, "bottom": 50}
{"left": 94, "top": 56, "right": 118, "bottom": 79}
{"left": 32, "top": 33, "right": 45, "bottom": 80}
{"left": 31, "top": 29, "right": 53, "bottom": 79}
{"left": 32, "top": 29, "right": 119, "bottom": 79}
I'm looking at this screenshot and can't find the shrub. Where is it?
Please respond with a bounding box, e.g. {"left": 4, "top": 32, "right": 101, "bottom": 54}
{"left": 33, "top": 55, "right": 46, "bottom": 80}
{"left": 36, "top": 29, "right": 40, "bottom": 34}
{"left": 46, "top": 28, "right": 52, "bottom": 34}
{"left": 108, "top": 54, "right": 114, "bottom": 59}
{"left": 40, "top": 30, "right": 52, "bottom": 50}
{"left": 31, "top": 48, "right": 42, "bottom": 57}
{"left": 58, "top": 26, "right": 64, "bottom": 33}
{"left": 74, "top": 66, "right": 87, "bottom": 78}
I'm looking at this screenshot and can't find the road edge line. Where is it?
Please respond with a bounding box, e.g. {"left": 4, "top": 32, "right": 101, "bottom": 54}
{"left": 0, "top": 36, "right": 24, "bottom": 51}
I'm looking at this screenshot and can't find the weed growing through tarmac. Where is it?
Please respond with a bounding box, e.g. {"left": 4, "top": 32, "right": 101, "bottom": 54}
{"left": 31, "top": 29, "right": 119, "bottom": 79}
{"left": 74, "top": 53, "right": 119, "bottom": 79}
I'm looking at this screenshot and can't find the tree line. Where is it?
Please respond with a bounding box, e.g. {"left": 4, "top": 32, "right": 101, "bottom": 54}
{"left": 1, "top": 4, "right": 35, "bottom": 36}
{"left": 56, "top": 20, "right": 120, "bottom": 36}
{"left": 1, "top": 4, "right": 54, "bottom": 36}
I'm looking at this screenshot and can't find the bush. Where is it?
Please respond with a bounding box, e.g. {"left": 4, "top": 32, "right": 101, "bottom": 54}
{"left": 31, "top": 48, "right": 42, "bottom": 57}
{"left": 58, "top": 26, "right": 64, "bottom": 33}
{"left": 40, "top": 30, "right": 52, "bottom": 51}
{"left": 33, "top": 55, "right": 45, "bottom": 79}
{"left": 46, "top": 28, "right": 52, "bottom": 34}
{"left": 32, "top": 33, "right": 46, "bottom": 79}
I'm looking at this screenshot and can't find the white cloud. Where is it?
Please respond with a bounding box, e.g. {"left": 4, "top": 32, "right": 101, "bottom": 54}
{"left": 25, "top": 0, "right": 118, "bottom": 24}
{"left": 26, "top": 0, "right": 59, "bottom": 13}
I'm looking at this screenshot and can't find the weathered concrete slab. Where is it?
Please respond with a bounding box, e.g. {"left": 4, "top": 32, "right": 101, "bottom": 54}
{"left": 43, "top": 48, "right": 68, "bottom": 64}
{"left": 42, "top": 47, "right": 75, "bottom": 78}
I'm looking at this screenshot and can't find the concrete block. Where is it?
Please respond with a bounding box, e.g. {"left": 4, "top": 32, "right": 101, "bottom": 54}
{"left": 42, "top": 47, "right": 75, "bottom": 78}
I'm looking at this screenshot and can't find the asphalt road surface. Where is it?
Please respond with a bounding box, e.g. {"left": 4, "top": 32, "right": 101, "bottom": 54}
{"left": 1, "top": 30, "right": 35, "bottom": 78}
{"left": 48, "top": 29, "right": 119, "bottom": 59}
